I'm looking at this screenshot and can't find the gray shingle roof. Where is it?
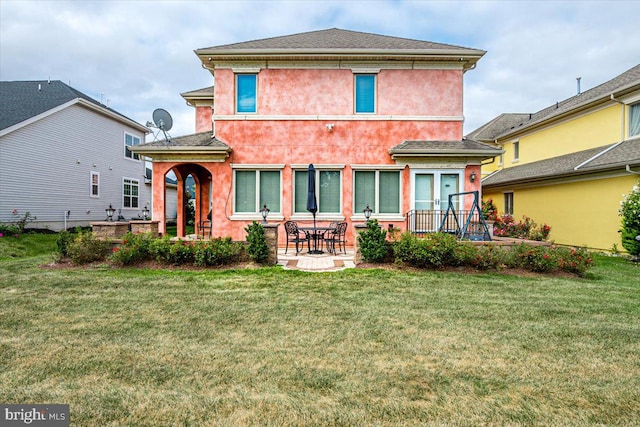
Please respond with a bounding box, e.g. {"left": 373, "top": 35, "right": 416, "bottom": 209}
{"left": 475, "top": 64, "right": 640, "bottom": 141}
{"left": 465, "top": 113, "right": 531, "bottom": 141}
{"left": 140, "top": 131, "right": 231, "bottom": 150}
{"left": 198, "top": 28, "right": 481, "bottom": 53}
{"left": 0, "top": 80, "right": 141, "bottom": 131}
{"left": 389, "top": 138, "right": 503, "bottom": 158}
{"left": 482, "top": 138, "right": 640, "bottom": 187}
{"left": 180, "top": 86, "right": 214, "bottom": 99}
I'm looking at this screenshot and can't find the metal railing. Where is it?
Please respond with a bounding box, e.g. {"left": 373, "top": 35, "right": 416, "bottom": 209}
{"left": 405, "top": 209, "right": 490, "bottom": 240}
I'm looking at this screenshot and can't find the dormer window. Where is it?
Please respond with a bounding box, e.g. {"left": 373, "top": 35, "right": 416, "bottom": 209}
{"left": 236, "top": 74, "right": 257, "bottom": 113}
{"left": 355, "top": 74, "right": 376, "bottom": 114}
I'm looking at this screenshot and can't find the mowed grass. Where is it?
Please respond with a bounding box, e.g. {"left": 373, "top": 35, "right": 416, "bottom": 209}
{"left": 1, "top": 236, "right": 639, "bottom": 426}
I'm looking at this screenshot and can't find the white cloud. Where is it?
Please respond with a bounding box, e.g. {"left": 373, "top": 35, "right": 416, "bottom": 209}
{"left": 2, "top": 0, "right": 639, "bottom": 137}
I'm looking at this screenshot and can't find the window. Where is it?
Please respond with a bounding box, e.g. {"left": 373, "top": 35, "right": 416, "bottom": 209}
{"left": 504, "top": 192, "right": 514, "bottom": 215}
{"left": 630, "top": 103, "right": 640, "bottom": 137}
{"left": 124, "top": 133, "right": 140, "bottom": 160}
{"left": 354, "top": 170, "right": 400, "bottom": 214}
{"left": 236, "top": 74, "right": 257, "bottom": 113}
{"left": 498, "top": 153, "right": 504, "bottom": 166}
{"left": 90, "top": 172, "right": 99, "bottom": 197}
{"left": 234, "top": 170, "right": 281, "bottom": 213}
{"left": 123, "top": 178, "right": 139, "bottom": 209}
{"left": 294, "top": 169, "right": 341, "bottom": 214}
{"left": 355, "top": 74, "right": 376, "bottom": 113}
{"left": 513, "top": 141, "right": 520, "bottom": 161}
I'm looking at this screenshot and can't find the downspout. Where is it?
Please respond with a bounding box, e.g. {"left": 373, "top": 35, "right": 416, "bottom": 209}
{"left": 626, "top": 165, "right": 640, "bottom": 176}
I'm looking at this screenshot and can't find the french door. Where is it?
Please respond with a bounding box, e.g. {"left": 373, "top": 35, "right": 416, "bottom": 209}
{"left": 411, "top": 170, "right": 461, "bottom": 232}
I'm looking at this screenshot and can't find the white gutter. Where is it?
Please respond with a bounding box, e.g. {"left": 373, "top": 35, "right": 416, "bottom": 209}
{"left": 626, "top": 165, "right": 640, "bottom": 176}
{"left": 610, "top": 94, "right": 626, "bottom": 141}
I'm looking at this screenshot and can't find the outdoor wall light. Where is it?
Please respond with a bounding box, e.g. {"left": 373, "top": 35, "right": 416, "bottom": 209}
{"left": 105, "top": 204, "right": 115, "bottom": 221}
{"left": 142, "top": 206, "right": 150, "bottom": 220}
{"left": 260, "top": 204, "right": 270, "bottom": 224}
{"left": 470, "top": 171, "right": 477, "bottom": 183}
{"left": 363, "top": 204, "right": 372, "bottom": 222}
{"left": 326, "top": 123, "right": 334, "bottom": 132}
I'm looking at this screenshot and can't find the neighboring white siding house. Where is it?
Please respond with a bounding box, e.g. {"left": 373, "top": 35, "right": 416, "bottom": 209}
{"left": 0, "top": 80, "right": 154, "bottom": 231}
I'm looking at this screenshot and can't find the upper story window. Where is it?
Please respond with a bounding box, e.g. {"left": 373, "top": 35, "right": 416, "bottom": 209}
{"left": 234, "top": 169, "right": 281, "bottom": 214}
{"left": 90, "top": 172, "right": 99, "bottom": 197}
{"left": 630, "top": 103, "right": 640, "bottom": 137}
{"left": 124, "top": 133, "right": 140, "bottom": 161}
{"left": 355, "top": 74, "right": 376, "bottom": 114}
{"left": 236, "top": 74, "right": 257, "bottom": 113}
{"left": 294, "top": 169, "right": 341, "bottom": 214}
{"left": 513, "top": 141, "right": 520, "bottom": 162}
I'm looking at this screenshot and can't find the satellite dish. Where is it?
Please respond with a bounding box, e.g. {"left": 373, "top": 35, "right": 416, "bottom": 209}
{"left": 152, "top": 108, "right": 173, "bottom": 131}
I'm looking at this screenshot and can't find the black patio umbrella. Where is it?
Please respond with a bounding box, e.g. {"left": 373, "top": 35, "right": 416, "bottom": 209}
{"left": 306, "top": 164, "right": 320, "bottom": 253}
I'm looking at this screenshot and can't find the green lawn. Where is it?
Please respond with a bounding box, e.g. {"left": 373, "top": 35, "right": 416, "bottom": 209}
{"left": 1, "top": 235, "right": 639, "bottom": 426}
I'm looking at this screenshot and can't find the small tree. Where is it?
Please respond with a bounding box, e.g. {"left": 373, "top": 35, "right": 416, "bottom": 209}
{"left": 245, "top": 221, "right": 269, "bottom": 264}
{"left": 619, "top": 182, "right": 640, "bottom": 257}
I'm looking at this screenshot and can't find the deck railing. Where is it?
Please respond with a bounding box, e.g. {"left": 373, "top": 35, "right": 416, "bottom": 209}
{"left": 405, "top": 210, "right": 490, "bottom": 240}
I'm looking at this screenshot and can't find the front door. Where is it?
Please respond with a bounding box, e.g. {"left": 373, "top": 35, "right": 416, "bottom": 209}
{"left": 411, "top": 170, "right": 461, "bottom": 232}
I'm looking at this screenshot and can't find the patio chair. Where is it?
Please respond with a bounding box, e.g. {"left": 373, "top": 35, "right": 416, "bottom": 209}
{"left": 198, "top": 210, "right": 212, "bottom": 239}
{"left": 284, "top": 220, "right": 309, "bottom": 254}
{"left": 325, "top": 222, "right": 347, "bottom": 254}
{"left": 322, "top": 222, "right": 340, "bottom": 254}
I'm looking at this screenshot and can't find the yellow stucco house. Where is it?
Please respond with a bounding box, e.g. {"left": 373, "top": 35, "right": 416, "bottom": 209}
{"left": 468, "top": 64, "right": 640, "bottom": 252}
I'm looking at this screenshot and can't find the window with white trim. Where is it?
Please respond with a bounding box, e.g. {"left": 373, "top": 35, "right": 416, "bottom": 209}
{"left": 123, "top": 178, "right": 139, "bottom": 209}
{"left": 355, "top": 74, "right": 376, "bottom": 113}
{"left": 236, "top": 74, "right": 257, "bottom": 113}
{"left": 504, "top": 192, "right": 514, "bottom": 215}
{"left": 124, "top": 133, "right": 140, "bottom": 160}
{"left": 354, "top": 170, "right": 400, "bottom": 214}
{"left": 513, "top": 141, "right": 520, "bottom": 161}
{"left": 90, "top": 171, "right": 100, "bottom": 197}
{"left": 294, "top": 169, "right": 341, "bottom": 214}
{"left": 234, "top": 170, "right": 281, "bottom": 213}
{"left": 630, "top": 103, "right": 640, "bottom": 137}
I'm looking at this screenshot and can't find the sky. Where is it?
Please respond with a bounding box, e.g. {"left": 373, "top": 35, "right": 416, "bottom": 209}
{"left": 1, "top": 0, "right": 639, "bottom": 139}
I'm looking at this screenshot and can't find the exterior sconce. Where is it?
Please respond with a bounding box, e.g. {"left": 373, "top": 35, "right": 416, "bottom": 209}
{"left": 326, "top": 123, "right": 334, "bottom": 132}
{"left": 105, "top": 204, "right": 115, "bottom": 221}
{"left": 363, "top": 204, "right": 372, "bottom": 222}
{"left": 142, "top": 206, "right": 150, "bottom": 220}
{"left": 260, "top": 204, "right": 270, "bottom": 224}
{"left": 470, "top": 171, "right": 477, "bottom": 183}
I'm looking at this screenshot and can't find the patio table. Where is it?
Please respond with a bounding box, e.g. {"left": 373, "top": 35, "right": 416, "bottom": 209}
{"left": 300, "top": 226, "right": 334, "bottom": 254}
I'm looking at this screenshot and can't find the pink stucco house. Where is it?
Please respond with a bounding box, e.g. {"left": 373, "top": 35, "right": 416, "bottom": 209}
{"left": 134, "top": 28, "right": 501, "bottom": 246}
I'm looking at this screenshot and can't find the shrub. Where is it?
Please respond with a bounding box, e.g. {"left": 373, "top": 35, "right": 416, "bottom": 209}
{"left": 56, "top": 230, "right": 75, "bottom": 257}
{"left": 508, "top": 244, "right": 559, "bottom": 273}
{"left": 619, "top": 183, "right": 640, "bottom": 256}
{"left": 149, "top": 236, "right": 173, "bottom": 263}
{"left": 472, "top": 244, "right": 509, "bottom": 270}
{"left": 194, "top": 238, "right": 242, "bottom": 267}
{"left": 394, "top": 232, "right": 458, "bottom": 268}
{"left": 494, "top": 214, "right": 551, "bottom": 241}
{"left": 110, "top": 232, "right": 154, "bottom": 266}
{"left": 555, "top": 246, "right": 593, "bottom": 277}
{"left": 167, "top": 240, "right": 195, "bottom": 265}
{"left": 66, "top": 231, "right": 111, "bottom": 264}
{"left": 357, "top": 219, "right": 389, "bottom": 263}
{"left": 244, "top": 221, "right": 269, "bottom": 264}
{"left": 481, "top": 198, "right": 498, "bottom": 221}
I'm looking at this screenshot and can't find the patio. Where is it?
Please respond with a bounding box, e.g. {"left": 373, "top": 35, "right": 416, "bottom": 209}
{"left": 277, "top": 248, "right": 356, "bottom": 272}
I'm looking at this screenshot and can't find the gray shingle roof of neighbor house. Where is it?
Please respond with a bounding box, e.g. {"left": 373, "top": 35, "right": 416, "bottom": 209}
{"left": 482, "top": 138, "right": 640, "bottom": 187}
{"left": 467, "top": 64, "right": 640, "bottom": 141}
{"left": 0, "top": 80, "right": 145, "bottom": 132}
{"left": 389, "top": 139, "right": 503, "bottom": 159}
{"left": 195, "top": 28, "right": 486, "bottom": 71}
